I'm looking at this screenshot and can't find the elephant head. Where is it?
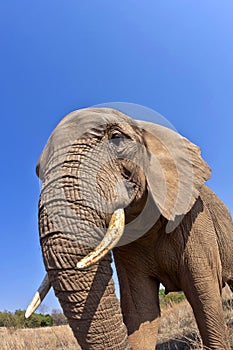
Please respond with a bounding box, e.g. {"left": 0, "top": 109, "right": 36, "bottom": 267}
{"left": 26, "top": 107, "right": 211, "bottom": 349}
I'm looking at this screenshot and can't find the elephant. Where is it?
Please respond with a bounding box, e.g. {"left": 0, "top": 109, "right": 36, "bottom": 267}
{"left": 26, "top": 107, "right": 233, "bottom": 350}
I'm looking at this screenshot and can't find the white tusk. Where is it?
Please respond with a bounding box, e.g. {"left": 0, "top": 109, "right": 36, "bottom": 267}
{"left": 77, "top": 208, "right": 125, "bottom": 269}
{"left": 25, "top": 273, "right": 51, "bottom": 318}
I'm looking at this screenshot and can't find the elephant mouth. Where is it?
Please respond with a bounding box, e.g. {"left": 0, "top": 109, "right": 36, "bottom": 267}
{"left": 25, "top": 208, "right": 125, "bottom": 318}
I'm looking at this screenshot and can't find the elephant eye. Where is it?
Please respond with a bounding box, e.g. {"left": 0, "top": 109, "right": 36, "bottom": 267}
{"left": 110, "top": 132, "right": 124, "bottom": 147}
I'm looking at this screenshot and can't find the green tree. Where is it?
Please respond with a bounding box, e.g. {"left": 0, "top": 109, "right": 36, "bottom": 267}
{"left": 24, "top": 313, "right": 53, "bottom": 328}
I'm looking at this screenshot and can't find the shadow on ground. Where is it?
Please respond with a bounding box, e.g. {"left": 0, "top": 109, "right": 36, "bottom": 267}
{"left": 156, "top": 333, "right": 201, "bottom": 349}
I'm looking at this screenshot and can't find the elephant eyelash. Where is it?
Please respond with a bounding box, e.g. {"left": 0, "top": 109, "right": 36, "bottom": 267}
{"left": 110, "top": 129, "right": 131, "bottom": 140}
{"left": 111, "top": 132, "right": 123, "bottom": 139}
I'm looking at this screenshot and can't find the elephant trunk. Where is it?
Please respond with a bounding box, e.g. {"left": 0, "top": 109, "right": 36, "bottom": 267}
{"left": 36, "top": 137, "right": 133, "bottom": 349}
{"left": 39, "top": 202, "right": 131, "bottom": 349}
{"left": 47, "top": 248, "right": 130, "bottom": 349}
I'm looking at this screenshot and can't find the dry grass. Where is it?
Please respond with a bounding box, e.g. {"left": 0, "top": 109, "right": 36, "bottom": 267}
{"left": 156, "top": 286, "right": 233, "bottom": 349}
{"left": 0, "top": 325, "right": 79, "bottom": 350}
{"left": 1, "top": 287, "right": 232, "bottom": 350}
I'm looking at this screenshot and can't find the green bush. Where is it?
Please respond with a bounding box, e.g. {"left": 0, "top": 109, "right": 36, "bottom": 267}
{"left": 159, "top": 289, "right": 186, "bottom": 308}
{"left": 0, "top": 310, "right": 53, "bottom": 329}
{"left": 0, "top": 311, "right": 17, "bottom": 328}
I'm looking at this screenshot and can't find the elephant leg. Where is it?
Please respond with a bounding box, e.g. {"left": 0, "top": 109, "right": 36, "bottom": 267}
{"left": 114, "top": 249, "right": 160, "bottom": 350}
{"left": 181, "top": 267, "right": 230, "bottom": 350}
{"left": 127, "top": 277, "right": 160, "bottom": 350}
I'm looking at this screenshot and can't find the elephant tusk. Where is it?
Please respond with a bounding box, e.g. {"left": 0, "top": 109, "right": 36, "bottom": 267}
{"left": 25, "top": 273, "right": 51, "bottom": 318}
{"left": 76, "top": 208, "right": 125, "bottom": 269}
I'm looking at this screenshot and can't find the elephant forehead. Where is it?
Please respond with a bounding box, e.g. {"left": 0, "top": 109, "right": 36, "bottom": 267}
{"left": 46, "top": 108, "right": 137, "bottom": 147}
{"left": 56, "top": 107, "right": 134, "bottom": 133}
{"left": 36, "top": 107, "right": 138, "bottom": 179}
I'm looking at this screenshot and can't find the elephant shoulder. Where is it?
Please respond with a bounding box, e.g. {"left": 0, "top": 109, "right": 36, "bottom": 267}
{"left": 199, "top": 185, "right": 233, "bottom": 236}
{"left": 200, "top": 185, "right": 232, "bottom": 219}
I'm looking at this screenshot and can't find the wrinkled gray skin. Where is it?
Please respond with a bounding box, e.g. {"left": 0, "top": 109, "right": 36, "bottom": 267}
{"left": 37, "top": 108, "right": 233, "bottom": 350}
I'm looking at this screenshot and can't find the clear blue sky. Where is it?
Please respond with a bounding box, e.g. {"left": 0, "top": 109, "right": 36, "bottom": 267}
{"left": 0, "top": 0, "right": 233, "bottom": 312}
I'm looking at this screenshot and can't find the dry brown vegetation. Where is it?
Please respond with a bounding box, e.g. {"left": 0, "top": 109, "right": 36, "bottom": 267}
{"left": 1, "top": 287, "right": 232, "bottom": 350}
{"left": 157, "top": 286, "right": 233, "bottom": 349}
{"left": 0, "top": 325, "right": 79, "bottom": 350}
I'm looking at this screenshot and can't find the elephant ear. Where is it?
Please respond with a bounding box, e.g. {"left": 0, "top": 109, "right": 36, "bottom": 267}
{"left": 136, "top": 120, "right": 211, "bottom": 232}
